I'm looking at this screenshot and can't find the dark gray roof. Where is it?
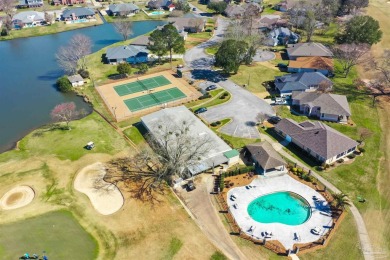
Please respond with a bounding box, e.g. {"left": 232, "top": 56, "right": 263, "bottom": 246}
{"left": 106, "top": 45, "right": 149, "bottom": 60}
{"left": 275, "top": 72, "right": 332, "bottom": 93}
{"left": 147, "top": 0, "right": 173, "bottom": 8}
{"left": 62, "top": 7, "right": 95, "bottom": 19}
{"left": 130, "top": 35, "right": 150, "bottom": 46}
{"left": 292, "top": 92, "right": 351, "bottom": 116}
{"left": 275, "top": 118, "right": 359, "bottom": 160}
{"left": 247, "top": 141, "right": 286, "bottom": 170}
{"left": 287, "top": 42, "right": 333, "bottom": 57}
{"left": 109, "top": 3, "right": 139, "bottom": 13}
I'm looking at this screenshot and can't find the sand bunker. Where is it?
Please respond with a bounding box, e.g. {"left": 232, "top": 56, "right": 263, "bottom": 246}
{"left": 74, "top": 162, "right": 123, "bottom": 215}
{"left": 0, "top": 185, "right": 35, "bottom": 210}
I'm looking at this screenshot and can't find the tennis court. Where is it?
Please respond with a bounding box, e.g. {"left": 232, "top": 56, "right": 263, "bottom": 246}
{"left": 114, "top": 75, "right": 172, "bottom": 96}
{"left": 124, "top": 87, "right": 187, "bottom": 111}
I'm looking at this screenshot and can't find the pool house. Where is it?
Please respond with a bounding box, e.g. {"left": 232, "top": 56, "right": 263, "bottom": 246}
{"left": 245, "top": 141, "right": 286, "bottom": 175}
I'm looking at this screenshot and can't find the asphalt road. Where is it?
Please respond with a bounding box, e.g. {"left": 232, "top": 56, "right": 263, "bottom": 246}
{"left": 184, "top": 18, "right": 275, "bottom": 139}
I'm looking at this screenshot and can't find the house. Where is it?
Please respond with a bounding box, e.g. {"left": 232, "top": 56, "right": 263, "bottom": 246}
{"left": 288, "top": 56, "right": 334, "bottom": 76}
{"left": 108, "top": 3, "right": 139, "bottom": 16}
{"left": 245, "top": 141, "right": 286, "bottom": 175}
{"left": 267, "top": 27, "right": 299, "bottom": 46}
{"left": 147, "top": 0, "right": 175, "bottom": 11}
{"left": 257, "top": 15, "right": 288, "bottom": 31}
{"left": 168, "top": 17, "right": 205, "bottom": 33}
{"left": 274, "top": 72, "right": 333, "bottom": 97}
{"left": 157, "top": 24, "right": 188, "bottom": 40}
{"left": 224, "top": 5, "right": 245, "bottom": 18}
{"left": 18, "top": 0, "right": 43, "bottom": 8}
{"left": 286, "top": 42, "right": 333, "bottom": 60}
{"left": 13, "top": 11, "right": 45, "bottom": 28}
{"left": 106, "top": 45, "right": 149, "bottom": 64}
{"left": 275, "top": 0, "right": 295, "bottom": 12}
{"left": 291, "top": 91, "right": 351, "bottom": 123}
{"left": 62, "top": 8, "right": 95, "bottom": 21}
{"left": 275, "top": 118, "right": 359, "bottom": 164}
{"left": 53, "top": 0, "right": 84, "bottom": 5}
{"left": 68, "top": 74, "right": 84, "bottom": 87}
{"left": 130, "top": 35, "right": 150, "bottom": 46}
{"left": 141, "top": 106, "right": 240, "bottom": 176}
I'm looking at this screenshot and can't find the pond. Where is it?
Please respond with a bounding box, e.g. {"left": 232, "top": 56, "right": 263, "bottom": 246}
{"left": 0, "top": 20, "right": 165, "bottom": 153}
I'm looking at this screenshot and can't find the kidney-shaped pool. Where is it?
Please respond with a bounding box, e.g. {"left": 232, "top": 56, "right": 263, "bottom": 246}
{"left": 247, "top": 192, "right": 311, "bottom": 225}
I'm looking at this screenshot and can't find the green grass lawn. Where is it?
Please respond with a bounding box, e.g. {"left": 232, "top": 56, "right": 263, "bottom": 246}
{"left": 188, "top": 31, "right": 213, "bottom": 39}
{"left": 123, "top": 124, "right": 146, "bottom": 145}
{"left": 186, "top": 89, "right": 224, "bottom": 108}
{"left": 300, "top": 211, "right": 363, "bottom": 260}
{"left": 0, "top": 15, "right": 103, "bottom": 41}
{"left": 18, "top": 112, "right": 129, "bottom": 161}
{"left": 230, "top": 63, "right": 284, "bottom": 94}
{"left": 0, "top": 210, "right": 98, "bottom": 259}
{"left": 298, "top": 22, "right": 338, "bottom": 45}
{"left": 205, "top": 44, "right": 220, "bottom": 55}
{"left": 188, "top": 0, "right": 214, "bottom": 13}
{"left": 104, "top": 11, "right": 167, "bottom": 23}
{"left": 210, "top": 251, "right": 227, "bottom": 260}
{"left": 193, "top": 91, "right": 231, "bottom": 110}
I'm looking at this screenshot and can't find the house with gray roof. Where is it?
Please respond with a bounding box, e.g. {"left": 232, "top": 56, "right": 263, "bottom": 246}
{"left": 267, "top": 27, "right": 299, "bottom": 46}
{"left": 147, "top": 0, "right": 175, "bottom": 10}
{"left": 286, "top": 42, "right": 333, "bottom": 60}
{"left": 275, "top": 118, "right": 358, "bottom": 164}
{"left": 168, "top": 17, "right": 205, "bottom": 33}
{"left": 224, "top": 5, "right": 245, "bottom": 18}
{"left": 18, "top": 0, "right": 43, "bottom": 8}
{"left": 246, "top": 141, "right": 286, "bottom": 175}
{"left": 67, "top": 74, "right": 84, "bottom": 87}
{"left": 291, "top": 92, "right": 351, "bottom": 123}
{"left": 130, "top": 35, "right": 150, "bottom": 46}
{"left": 141, "top": 106, "right": 239, "bottom": 176}
{"left": 13, "top": 11, "right": 44, "bottom": 28}
{"left": 106, "top": 45, "right": 149, "bottom": 64}
{"left": 257, "top": 15, "right": 288, "bottom": 31}
{"left": 274, "top": 72, "right": 333, "bottom": 97}
{"left": 108, "top": 3, "right": 139, "bottom": 16}
{"left": 275, "top": 0, "right": 295, "bottom": 12}
{"left": 62, "top": 7, "right": 95, "bottom": 21}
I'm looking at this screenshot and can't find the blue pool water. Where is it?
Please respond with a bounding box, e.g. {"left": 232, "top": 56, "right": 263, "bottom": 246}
{"left": 247, "top": 192, "right": 311, "bottom": 225}
{"left": 150, "top": 11, "right": 165, "bottom": 15}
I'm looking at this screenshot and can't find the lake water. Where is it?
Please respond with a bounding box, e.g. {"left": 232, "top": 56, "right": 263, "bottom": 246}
{"left": 0, "top": 20, "right": 165, "bottom": 153}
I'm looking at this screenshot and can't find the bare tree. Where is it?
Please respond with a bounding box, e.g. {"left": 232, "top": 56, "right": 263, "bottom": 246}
{"left": 357, "top": 127, "right": 373, "bottom": 142}
{"left": 103, "top": 120, "right": 211, "bottom": 201}
{"left": 256, "top": 112, "right": 268, "bottom": 125}
{"left": 50, "top": 102, "right": 78, "bottom": 130}
{"left": 44, "top": 12, "right": 54, "bottom": 24}
{"left": 56, "top": 34, "right": 92, "bottom": 74}
{"left": 114, "top": 19, "right": 133, "bottom": 41}
{"left": 0, "top": 0, "right": 16, "bottom": 18}
{"left": 189, "top": 18, "right": 204, "bottom": 33}
{"left": 241, "top": 3, "right": 261, "bottom": 36}
{"left": 303, "top": 10, "right": 316, "bottom": 42}
{"left": 286, "top": 0, "right": 306, "bottom": 32}
{"left": 332, "top": 43, "right": 370, "bottom": 77}
{"left": 317, "top": 80, "right": 333, "bottom": 93}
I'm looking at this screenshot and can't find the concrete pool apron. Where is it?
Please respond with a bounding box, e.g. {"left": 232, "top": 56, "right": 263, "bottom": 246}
{"left": 227, "top": 174, "right": 333, "bottom": 250}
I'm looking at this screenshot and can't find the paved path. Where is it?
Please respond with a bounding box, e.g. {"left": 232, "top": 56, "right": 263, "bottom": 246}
{"left": 260, "top": 133, "right": 374, "bottom": 260}
{"left": 178, "top": 175, "right": 248, "bottom": 260}
{"left": 184, "top": 18, "right": 275, "bottom": 139}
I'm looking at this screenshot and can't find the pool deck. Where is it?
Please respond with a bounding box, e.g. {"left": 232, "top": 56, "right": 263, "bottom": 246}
{"left": 227, "top": 174, "right": 333, "bottom": 250}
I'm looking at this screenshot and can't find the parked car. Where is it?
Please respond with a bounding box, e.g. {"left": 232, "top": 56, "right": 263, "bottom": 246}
{"left": 192, "top": 7, "right": 197, "bottom": 11}
{"left": 268, "top": 116, "right": 281, "bottom": 124}
{"left": 177, "top": 64, "right": 184, "bottom": 68}
{"left": 206, "top": 85, "right": 217, "bottom": 91}
{"left": 186, "top": 180, "right": 196, "bottom": 191}
{"left": 194, "top": 107, "right": 207, "bottom": 114}
{"left": 86, "top": 141, "right": 95, "bottom": 150}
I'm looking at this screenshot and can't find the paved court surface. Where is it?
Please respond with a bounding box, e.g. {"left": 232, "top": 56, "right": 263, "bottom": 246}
{"left": 253, "top": 50, "right": 276, "bottom": 62}
{"left": 114, "top": 75, "right": 171, "bottom": 96}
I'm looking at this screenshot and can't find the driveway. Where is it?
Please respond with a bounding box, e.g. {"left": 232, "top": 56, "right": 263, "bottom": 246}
{"left": 177, "top": 175, "right": 248, "bottom": 260}
{"left": 184, "top": 18, "right": 275, "bottom": 139}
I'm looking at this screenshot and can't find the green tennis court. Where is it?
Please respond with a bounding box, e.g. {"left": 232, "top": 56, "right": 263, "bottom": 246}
{"left": 114, "top": 75, "right": 172, "bottom": 96}
{"left": 124, "top": 87, "right": 187, "bottom": 111}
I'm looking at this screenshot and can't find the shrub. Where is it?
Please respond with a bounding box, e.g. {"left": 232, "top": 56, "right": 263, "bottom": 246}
{"left": 1, "top": 28, "right": 8, "bottom": 36}
{"left": 138, "top": 63, "right": 149, "bottom": 74}
{"left": 337, "top": 159, "right": 344, "bottom": 163}
{"left": 220, "top": 95, "right": 226, "bottom": 99}
{"left": 210, "top": 122, "right": 218, "bottom": 127}
{"left": 56, "top": 76, "right": 72, "bottom": 93}
{"left": 216, "top": 121, "right": 221, "bottom": 125}
{"left": 292, "top": 167, "right": 297, "bottom": 173}
{"left": 117, "top": 63, "right": 131, "bottom": 76}
{"left": 222, "top": 92, "right": 229, "bottom": 97}
{"left": 297, "top": 168, "right": 303, "bottom": 174}
{"left": 303, "top": 174, "right": 311, "bottom": 182}
{"left": 348, "top": 154, "right": 356, "bottom": 159}
{"left": 359, "top": 147, "right": 365, "bottom": 153}
{"left": 264, "top": 95, "right": 271, "bottom": 99}
{"left": 78, "top": 69, "right": 89, "bottom": 79}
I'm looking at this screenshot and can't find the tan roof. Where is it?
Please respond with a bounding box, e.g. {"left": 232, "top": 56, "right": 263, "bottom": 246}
{"left": 288, "top": 56, "right": 333, "bottom": 71}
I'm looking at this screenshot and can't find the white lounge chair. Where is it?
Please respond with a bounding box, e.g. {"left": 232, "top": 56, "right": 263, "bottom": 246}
{"left": 312, "top": 226, "right": 322, "bottom": 235}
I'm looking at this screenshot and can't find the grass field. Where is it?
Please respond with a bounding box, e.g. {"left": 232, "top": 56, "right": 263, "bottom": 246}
{"left": 0, "top": 15, "right": 103, "bottom": 41}
{"left": 230, "top": 63, "right": 284, "bottom": 96}
{"left": 0, "top": 210, "right": 98, "bottom": 259}
{"left": 18, "top": 112, "right": 129, "bottom": 161}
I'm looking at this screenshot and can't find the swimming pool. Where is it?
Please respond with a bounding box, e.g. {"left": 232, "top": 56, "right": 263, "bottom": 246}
{"left": 149, "top": 11, "right": 165, "bottom": 15}
{"left": 247, "top": 192, "right": 311, "bottom": 225}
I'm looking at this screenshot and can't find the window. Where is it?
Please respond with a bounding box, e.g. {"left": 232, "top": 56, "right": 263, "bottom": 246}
{"left": 321, "top": 113, "right": 324, "bottom": 117}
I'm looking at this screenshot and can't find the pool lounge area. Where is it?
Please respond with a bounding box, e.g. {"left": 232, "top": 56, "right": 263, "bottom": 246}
{"left": 227, "top": 174, "right": 333, "bottom": 250}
